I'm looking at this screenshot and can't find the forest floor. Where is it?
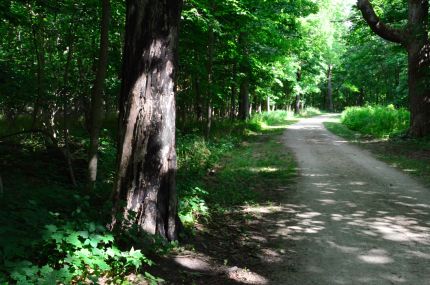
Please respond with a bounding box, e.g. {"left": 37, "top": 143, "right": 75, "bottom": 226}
{"left": 153, "top": 114, "right": 430, "bottom": 284}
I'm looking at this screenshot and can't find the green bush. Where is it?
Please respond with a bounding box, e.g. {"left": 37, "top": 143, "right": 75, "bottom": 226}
{"left": 0, "top": 197, "right": 153, "bottom": 285}
{"left": 341, "top": 105, "right": 410, "bottom": 138}
{"left": 249, "top": 110, "right": 295, "bottom": 131}
{"left": 300, "top": 107, "right": 322, "bottom": 118}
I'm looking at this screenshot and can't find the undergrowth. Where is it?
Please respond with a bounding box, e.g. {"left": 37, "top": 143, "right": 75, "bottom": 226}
{"left": 249, "top": 107, "right": 321, "bottom": 131}
{"left": 0, "top": 108, "right": 317, "bottom": 284}
{"left": 341, "top": 105, "right": 409, "bottom": 138}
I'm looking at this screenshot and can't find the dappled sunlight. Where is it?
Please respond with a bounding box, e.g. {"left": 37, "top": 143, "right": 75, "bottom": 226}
{"left": 358, "top": 249, "right": 394, "bottom": 264}
{"left": 275, "top": 115, "right": 430, "bottom": 284}
{"left": 248, "top": 167, "right": 279, "bottom": 173}
{"left": 173, "top": 255, "right": 270, "bottom": 285}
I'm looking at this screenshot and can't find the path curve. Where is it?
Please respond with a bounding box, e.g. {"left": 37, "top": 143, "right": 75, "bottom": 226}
{"left": 273, "top": 114, "right": 430, "bottom": 284}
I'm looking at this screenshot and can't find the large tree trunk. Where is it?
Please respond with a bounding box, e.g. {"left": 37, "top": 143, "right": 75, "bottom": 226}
{"left": 111, "top": 0, "right": 182, "bottom": 241}
{"left": 88, "top": 0, "right": 111, "bottom": 190}
{"left": 326, "top": 64, "right": 334, "bottom": 112}
{"left": 406, "top": 1, "right": 430, "bottom": 137}
{"left": 357, "top": 0, "right": 430, "bottom": 137}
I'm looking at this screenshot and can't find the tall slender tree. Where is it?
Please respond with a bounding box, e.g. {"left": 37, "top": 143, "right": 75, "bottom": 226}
{"left": 111, "top": 0, "right": 182, "bottom": 241}
{"left": 88, "top": 0, "right": 111, "bottom": 190}
{"left": 357, "top": 0, "right": 430, "bottom": 137}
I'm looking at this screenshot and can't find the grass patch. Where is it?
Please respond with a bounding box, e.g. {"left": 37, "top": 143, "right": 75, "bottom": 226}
{"left": 341, "top": 105, "right": 409, "bottom": 138}
{"left": 176, "top": 110, "right": 301, "bottom": 227}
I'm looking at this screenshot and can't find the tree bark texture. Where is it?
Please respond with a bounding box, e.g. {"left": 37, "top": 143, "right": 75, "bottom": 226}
{"left": 111, "top": 0, "right": 182, "bottom": 241}
{"left": 357, "top": 0, "right": 430, "bottom": 137}
{"left": 88, "top": 0, "right": 111, "bottom": 190}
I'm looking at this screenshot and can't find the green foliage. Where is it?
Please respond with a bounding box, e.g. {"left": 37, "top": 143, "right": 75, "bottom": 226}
{"left": 249, "top": 111, "right": 294, "bottom": 131}
{"left": 341, "top": 105, "right": 410, "bottom": 138}
{"left": 1, "top": 198, "right": 152, "bottom": 284}
{"left": 249, "top": 108, "right": 321, "bottom": 131}
{"left": 178, "top": 186, "right": 209, "bottom": 226}
{"left": 176, "top": 132, "right": 236, "bottom": 226}
{"left": 300, "top": 107, "right": 322, "bottom": 118}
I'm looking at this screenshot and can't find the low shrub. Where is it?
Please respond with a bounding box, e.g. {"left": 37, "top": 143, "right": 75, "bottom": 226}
{"left": 249, "top": 110, "right": 294, "bottom": 131}
{"left": 341, "top": 105, "right": 410, "bottom": 138}
{"left": 0, "top": 195, "right": 154, "bottom": 285}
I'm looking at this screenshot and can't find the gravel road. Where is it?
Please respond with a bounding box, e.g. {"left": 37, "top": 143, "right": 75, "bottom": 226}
{"left": 272, "top": 114, "right": 430, "bottom": 284}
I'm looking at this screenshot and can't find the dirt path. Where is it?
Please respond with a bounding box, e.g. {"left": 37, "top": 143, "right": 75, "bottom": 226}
{"left": 154, "top": 115, "right": 430, "bottom": 285}
{"left": 274, "top": 114, "right": 430, "bottom": 284}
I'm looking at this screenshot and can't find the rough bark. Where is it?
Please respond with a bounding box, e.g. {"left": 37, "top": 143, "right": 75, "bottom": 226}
{"left": 326, "top": 64, "right": 334, "bottom": 112}
{"left": 357, "top": 0, "right": 430, "bottom": 137}
{"left": 111, "top": 0, "right": 182, "bottom": 241}
{"left": 88, "top": 0, "right": 111, "bottom": 190}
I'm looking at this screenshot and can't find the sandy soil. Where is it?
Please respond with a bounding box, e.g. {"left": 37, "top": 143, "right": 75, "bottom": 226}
{"left": 153, "top": 114, "right": 430, "bottom": 285}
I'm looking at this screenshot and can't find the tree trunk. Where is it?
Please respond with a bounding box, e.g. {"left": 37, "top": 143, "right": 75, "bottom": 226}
{"left": 357, "top": 0, "right": 430, "bottom": 137}
{"left": 294, "top": 94, "right": 301, "bottom": 114}
{"left": 406, "top": 1, "right": 430, "bottom": 137}
{"left": 205, "top": 16, "right": 214, "bottom": 139}
{"left": 326, "top": 64, "right": 334, "bottom": 112}
{"left": 238, "top": 32, "right": 249, "bottom": 120}
{"left": 111, "top": 0, "right": 182, "bottom": 241}
{"left": 357, "top": 87, "right": 365, "bottom": 106}
{"left": 230, "top": 63, "right": 237, "bottom": 119}
{"left": 62, "top": 31, "right": 77, "bottom": 188}
{"left": 295, "top": 67, "right": 302, "bottom": 115}
{"left": 31, "top": 23, "right": 45, "bottom": 129}
{"left": 88, "top": 0, "right": 111, "bottom": 190}
{"left": 192, "top": 74, "right": 202, "bottom": 121}
{"left": 239, "top": 77, "right": 249, "bottom": 120}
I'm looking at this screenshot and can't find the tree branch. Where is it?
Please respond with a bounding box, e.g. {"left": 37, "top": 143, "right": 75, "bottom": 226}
{"left": 357, "top": 0, "right": 406, "bottom": 45}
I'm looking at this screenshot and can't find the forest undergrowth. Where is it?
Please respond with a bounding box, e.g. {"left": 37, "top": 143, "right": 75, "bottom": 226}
{"left": 0, "top": 109, "right": 310, "bottom": 284}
